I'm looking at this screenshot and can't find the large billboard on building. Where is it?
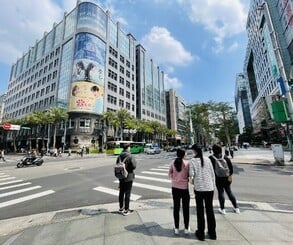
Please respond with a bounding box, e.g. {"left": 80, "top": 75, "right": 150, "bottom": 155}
{"left": 77, "top": 2, "right": 107, "bottom": 40}
{"left": 69, "top": 81, "right": 104, "bottom": 114}
{"left": 69, "top": 32, "right": 106, "bottom": 114}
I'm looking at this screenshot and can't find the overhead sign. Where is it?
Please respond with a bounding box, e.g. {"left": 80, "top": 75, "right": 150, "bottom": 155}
{"left": 2, "top": 123, "right": 21, "bottom": 131}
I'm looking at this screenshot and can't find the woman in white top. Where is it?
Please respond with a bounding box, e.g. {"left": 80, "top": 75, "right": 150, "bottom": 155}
{"left": 189, "top": 144, "right": 216, "bottom": 241}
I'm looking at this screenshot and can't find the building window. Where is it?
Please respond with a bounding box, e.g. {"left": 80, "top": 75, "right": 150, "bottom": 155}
{"left": 80, "top": 118, "right": 91, "bottom": 128}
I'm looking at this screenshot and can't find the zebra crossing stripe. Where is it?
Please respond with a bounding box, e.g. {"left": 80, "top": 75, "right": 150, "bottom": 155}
{"left": 0, "top": 190, "right": 55, "bottom": 209}
{"left": 132, "top": 182, "right": 171, "bottom": 193}
{"left": 0, "top": 186, "right": 42, "bottom": 198}
{"left": 149, "top": 168, "right": 168, "bottom": 172}
{"left": 141, "top": 171, "right": 168, "bottom": 176}
{"left": 93, "top": 186, "right": 141, "bottom": 201}
{"left": 0, "top": 180, "right": 24, "bottom": 186}
{"left": 0, "top": 177, "right": 16, "bottom": 182}
{"left": 0, "top": 175, "right": 10, "bottom": 178}
{"left": 135, "top": 175, "right": 170, "bottom": 183}
{"left": 0, "top": 182, "right": 32, "bottom": 190}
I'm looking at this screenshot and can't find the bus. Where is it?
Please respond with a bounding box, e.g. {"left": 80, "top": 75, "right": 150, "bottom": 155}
{"left": 105, "top": 141, "right": 145, "bottom": 155}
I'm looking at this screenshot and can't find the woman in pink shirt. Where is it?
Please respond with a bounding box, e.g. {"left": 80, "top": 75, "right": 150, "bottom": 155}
{"left": 168, "top": 148, "right": 190, "bottom": 235}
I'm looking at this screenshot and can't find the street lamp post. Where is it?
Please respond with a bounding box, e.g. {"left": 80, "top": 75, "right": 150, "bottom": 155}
{"left": 259, "top": 2, "right": 293, "bottom": 161}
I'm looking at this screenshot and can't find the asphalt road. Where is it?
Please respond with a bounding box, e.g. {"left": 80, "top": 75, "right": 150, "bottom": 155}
{"left": 0, "top": 149, "right": 293, "bottom": 220}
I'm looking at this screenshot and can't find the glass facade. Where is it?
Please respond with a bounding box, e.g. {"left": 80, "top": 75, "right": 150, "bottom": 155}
{"left": 118, "top": 29, "right": 129, "bottom": 57}
{"left": 54, "top": 22, "right": 63, "bottom": 47}
{"left": 57, "top": 39, "right": 74, "bottom": 109}
{"left": 45, "top": 30, "right": 54, "bottom": 54}
{"left": 36, "top": 39, "right": 44, "bottom": 61}
{"left": 64, "top": 9, "right": 77, "bottom": 40}
{"left": 109, "top": 20, "right": 117, "bottom": 46}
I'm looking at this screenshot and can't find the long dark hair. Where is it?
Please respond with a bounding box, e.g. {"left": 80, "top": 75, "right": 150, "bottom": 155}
{"left": 174, "top": 148, "right": 186, "bottom": 172}
{"left": 191, "top": 144, "right": 204, "bottom": 167}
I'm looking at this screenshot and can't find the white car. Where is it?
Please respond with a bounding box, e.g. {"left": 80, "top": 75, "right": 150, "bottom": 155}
{"left": 145, "top": 147, "right": 156, "bottom": 154}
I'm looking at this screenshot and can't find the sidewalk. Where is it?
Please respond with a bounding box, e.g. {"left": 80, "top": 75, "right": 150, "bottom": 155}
{"left": 0, "top": 198, "right": 293, "bottom": 244}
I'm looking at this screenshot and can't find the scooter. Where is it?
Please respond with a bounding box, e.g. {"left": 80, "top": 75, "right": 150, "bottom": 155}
{"left": 17, "top": 155, "right": 44, "bottom": 168}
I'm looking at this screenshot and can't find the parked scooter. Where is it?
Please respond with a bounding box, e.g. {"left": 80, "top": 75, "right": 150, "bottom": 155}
{"left": 17, "top": 155, "right": 44, "bottom": 168}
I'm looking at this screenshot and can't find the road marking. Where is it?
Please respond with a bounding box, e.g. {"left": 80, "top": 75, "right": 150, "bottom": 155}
{"left": 0, "top": 190, "right": 55, "bottom": 209}
{"left": 0, "top": 186, "right": 42, "bottom": 198}
{"left": 0, "top": 180, "right": 24, "bottom": 186}
{"left": 135, "top": 175, "right": 170, "bottom": 183}
{"left": 149, "top": 168, "right": 168, "bottom": 172}
{"left": 0, "top": 173, "right": 7, "bottom": 176}
{"left": 141, "top": 171, "right": 168, "bottom": 176}
{"left": 0, "top": 177, "right": 16, "bottom": 182}
{"left": 133, "top": 182, "right": 171, "bottom": 193}
{"left": 0, "top": 182, "right": 32, "bottom": 191}
{"left": 0, "top": 175, "right": 10, "bottom": 178}
{"left": 157, "top": 166, "right": 169, "bottom": 169}
{"left": 93, "top": 186, "right": 141, "bottom": 201}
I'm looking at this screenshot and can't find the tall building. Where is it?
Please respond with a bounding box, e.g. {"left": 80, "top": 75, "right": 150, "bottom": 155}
{"left": 3, "top": 0, "right": 165, "bottom": 149}
{"left": 235, "top": 73, "right": 252, "bottom": 134}
{"left": 136, "top": 45, "right": 166, "bottom": 125}
{"left": 165, "top": 88, "right": 187, "bottom": 145}
{"left": 244, "top": 0, "right": 292, "bottom": 133}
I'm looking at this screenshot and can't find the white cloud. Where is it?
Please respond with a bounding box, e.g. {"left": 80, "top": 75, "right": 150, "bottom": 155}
{"left": 177, "top": 0, "right": 247, "bottom": 53}
{"left": 164, "top": 74, "right": 183, "bottom": 90}
{"left": 227, "top": 42, "right": 239, "bottom": 52}
{"left": 0, "top": 0, "right": 63, "bottom": 65}
{"left": 141, "top": 26, "right": 195, "bottom": 67}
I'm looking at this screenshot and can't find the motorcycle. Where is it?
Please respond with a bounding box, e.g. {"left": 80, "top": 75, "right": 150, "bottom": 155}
{"left": 17, "top": 155, "right": 44, "bottom": 168}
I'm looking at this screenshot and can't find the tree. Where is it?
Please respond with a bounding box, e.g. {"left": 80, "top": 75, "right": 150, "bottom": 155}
{"left": 209, "top": 101, "right": 236, "bottom": 145}
{"left": 46, "top": 107, "right": 68, "bottom": 149}
{"left": 116, "top": 109, "right": 132, "bottom": 140}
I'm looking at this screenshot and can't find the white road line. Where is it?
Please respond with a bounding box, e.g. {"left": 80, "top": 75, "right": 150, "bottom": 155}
{"left": 0, "top": 175, "right": 10, "bottom": 178}
{"left": 141, "top": 171, "right": 168, "bottom": 176}
{"left": 135, "top": 175, "right": 170, "bottom": 183}
{"left": 0, "top": 190, "right": 55, "bottom": 209}
{"left": 0, "top": 177, "right": 16, "bottom": 182}
{"left": 158, "top": 166, "right": 169, "bottom": 169}
{"left": 0, "top": 173, "right": 7, "bottom": 176}
{"left": 0, "top": 180, "right": 23, "bottom": 186}
{"left": 149, "top": 168, "right": 168, "bottom": 172}
{"left": 0, "top": 186, "right": 42, "bottom": 198}
{"left": 0, "top": 182, "right": 32, "bottom": 191}
{"left": 132, "top": 182, "right": 171, "bottom": 193}
{"left": 93, "top": 186, "right": 141, "bottom": 201}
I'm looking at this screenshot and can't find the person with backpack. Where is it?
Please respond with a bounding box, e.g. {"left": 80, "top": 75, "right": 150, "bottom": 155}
{"left": 116, "top": 143, "right": 137, "bottom": 216}
{"left": 209, "top": 144, "right": 240, "bottom": 215}
{"left": 189, "top": 144, "right": 216, "bottom": 241}
{"left": 168, "top": 148, "right": 190, "bottom": 235}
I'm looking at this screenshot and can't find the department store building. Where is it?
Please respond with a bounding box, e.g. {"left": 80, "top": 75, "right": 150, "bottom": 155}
{"left": 3, "top": 0, "right": 166, "bottom": 150}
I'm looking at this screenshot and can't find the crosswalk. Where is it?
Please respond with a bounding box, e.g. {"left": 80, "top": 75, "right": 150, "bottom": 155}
{"left": 93, "top": 163, "right": 174, "bottom": 200}
{"left": 0, "top": 171, "right": 55, "bottom": 209}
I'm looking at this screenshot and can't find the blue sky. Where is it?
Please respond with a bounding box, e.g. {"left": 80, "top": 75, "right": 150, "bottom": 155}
{"left": 0, "top": 0, "right": 250, "bottom": 105}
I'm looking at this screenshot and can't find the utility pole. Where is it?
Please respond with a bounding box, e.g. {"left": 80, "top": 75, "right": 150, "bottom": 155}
{"left": 259, "top": 1, "right": 293, "bottom": 161}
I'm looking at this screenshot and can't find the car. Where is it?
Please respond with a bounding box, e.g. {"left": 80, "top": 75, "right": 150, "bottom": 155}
{"left": 145, "top": 147, "right": 156, "bottom": 154}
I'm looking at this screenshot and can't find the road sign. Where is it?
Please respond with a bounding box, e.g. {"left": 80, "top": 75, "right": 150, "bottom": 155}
{"left": 3, "top": 123, "right": 11, "bottom": 130}
{"left": 2, "top": 123, "right": 21, "bottom": 131}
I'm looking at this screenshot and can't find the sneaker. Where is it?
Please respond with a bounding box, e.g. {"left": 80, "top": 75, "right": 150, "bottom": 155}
{"left": 218, "top": 208, "right": 226, "bottom": 215}
{"left": 208, "top": 232, "right": 217, "bottom": 240}
{"left": 195, "top": 230, "right": 205, "bottom": 241}
{"left": 122, "top": 209, "right": 133, "bottom": 216}
{"left": 174, "top": 228, "right": 179, "bottom": 235}
{"left": 184, "top": 228, "right": 190, "bottom": 235}
{"left": 233, "top": 207, "right": 240, "bottom": 214}
{"left": 118, "top": 208, "right": 123, "bottom": 213}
